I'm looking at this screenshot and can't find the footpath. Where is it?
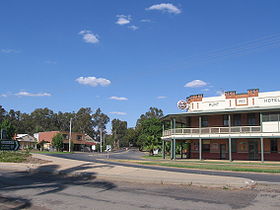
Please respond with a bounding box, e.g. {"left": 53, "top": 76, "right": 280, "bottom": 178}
{"left": 0, "top": 153, "right": 256, "bottom": 189}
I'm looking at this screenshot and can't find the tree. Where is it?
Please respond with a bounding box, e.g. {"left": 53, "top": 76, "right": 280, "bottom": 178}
{"left": 136, "top": 118, "right": 162, "bottom": 154}
{"left": 0, "top": 119, "right": 15, "bottom": 139}
{"left": 0, "top": 105, "right": 6, "bottom": 124}
{"left": 52, "top": 133, "right": 64, "bottom": 151}
{"left": 92, "top": 108, "right": 110, "bottom": 141}
{"left": 112, "top": 119, "right": 127, "bottom": 148}
{"left": 123, "top": 128, "right": 138, "bottom": 147}
{"left": 136, "top": 107, "right": 163, "bottom": 127}
{"left": 72, "top": 108, "right": 94, "bottom": 136}
{"left": 29, "top": 108, "right": 57, "bottom": 132}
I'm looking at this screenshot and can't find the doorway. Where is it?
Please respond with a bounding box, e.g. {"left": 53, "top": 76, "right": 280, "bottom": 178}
{"left": 248, "top": 140, "right": 259, "bottom": 160}
{"left": 220, "top": 144, "right": 227, "bottom": 159}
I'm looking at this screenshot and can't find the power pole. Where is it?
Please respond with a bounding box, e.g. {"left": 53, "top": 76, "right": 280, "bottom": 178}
{"left": 69, "top": 118, "right": 72, "bottom": 152}
{"left": 100, "top": 128, "right": 103, "bottom": 153}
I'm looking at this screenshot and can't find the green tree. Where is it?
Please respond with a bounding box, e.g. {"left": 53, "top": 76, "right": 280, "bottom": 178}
{"left": 72, "top": 108, "right": 94, "bottom": 136}
{"left": 0, "top": 105, "right": 7, "bottom": 124}
{"left": 112, "top": 119, "right": 127, "bottom": 148}
{"left": 124, "top": 128, "right": 138, "bottom": 147}
{"left": 92, "top": 108, "right": 110, "bottom": 141}
{"left": 136, "top": 118, "right": 162, "bottom": 154}
{"left": 136, "top": 107, "right": 163, "bottom": 126}
{"left": 52, "top": 133, "right": 64, "bottom": 151}
{"left": 0, "top": 119, "right": 15, "bottom": 139}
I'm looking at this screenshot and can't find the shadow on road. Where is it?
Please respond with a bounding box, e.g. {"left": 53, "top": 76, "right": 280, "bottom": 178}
{"left": 0, "top": 194, "right": 32, "bottom": 209}
{"left": 0, "top": 163, "right": 117, "bottom": 208}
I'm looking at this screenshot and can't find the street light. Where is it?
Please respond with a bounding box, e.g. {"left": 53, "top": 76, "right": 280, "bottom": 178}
{"left": 69, "top": 118, "right": 72, "bottom": 152}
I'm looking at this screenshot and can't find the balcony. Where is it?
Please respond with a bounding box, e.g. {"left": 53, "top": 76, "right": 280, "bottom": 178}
{"left": 163, "top": 126, "right": 262, "bottom": 137}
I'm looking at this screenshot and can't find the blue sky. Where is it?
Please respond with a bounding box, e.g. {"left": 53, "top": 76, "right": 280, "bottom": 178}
{"left": 1, "top": 0, "right": 280, "bottom": 128}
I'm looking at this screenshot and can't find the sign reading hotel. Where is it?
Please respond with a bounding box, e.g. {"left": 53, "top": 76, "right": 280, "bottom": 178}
{"left": 180, "top": 89, "right": 280, "bottom": 112}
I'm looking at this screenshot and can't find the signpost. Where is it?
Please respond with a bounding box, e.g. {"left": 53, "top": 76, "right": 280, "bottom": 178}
{"left": 0, "top": 139, "right": 20, "bottom": 151}
{"left": 0, "top": 128, "right": 20, "bottom": 151}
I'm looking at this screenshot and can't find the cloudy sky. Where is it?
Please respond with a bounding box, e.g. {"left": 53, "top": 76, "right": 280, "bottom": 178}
{"left": 1, "top": 0, "right": 280, "bottom": 127}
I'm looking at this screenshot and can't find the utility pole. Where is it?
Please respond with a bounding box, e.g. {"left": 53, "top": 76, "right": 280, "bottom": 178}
{"left": 69, "top": 118, "right": 72, "bottom": 152}
{"left": 100, "top": 127, "right": 103, "bottom": 153}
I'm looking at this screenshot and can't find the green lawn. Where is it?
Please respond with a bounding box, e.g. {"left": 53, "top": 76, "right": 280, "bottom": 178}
{"left": 138, "top": 161, "right": 280, "bottom": 173}
{"left": 143, "top": 155, "right": 280, "bottom": 166}
{"left": 0, "top": 151, "right": 31, "bottom": 163}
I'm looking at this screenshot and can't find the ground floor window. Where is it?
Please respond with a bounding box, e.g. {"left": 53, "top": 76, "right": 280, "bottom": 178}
{"left": 202, "top": 143, "right": 210, "bottom": 152}
{"left": 271, "top": 139, "right": 278, "bottom": 152}
{"left": 231, "top": 139, "right": 237, "bottom": 153}
{"left": 238, "top": 142, "right": 247, "bottom": 152}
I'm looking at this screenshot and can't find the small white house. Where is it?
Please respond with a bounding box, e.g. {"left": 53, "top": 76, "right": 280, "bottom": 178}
{"left": 15, "top": 134, "right": 37, "bottom": 150}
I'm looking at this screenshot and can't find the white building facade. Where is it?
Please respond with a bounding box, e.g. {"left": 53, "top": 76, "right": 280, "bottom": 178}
{"left": 161, "top": 89, "right": 280, "bottom": 161}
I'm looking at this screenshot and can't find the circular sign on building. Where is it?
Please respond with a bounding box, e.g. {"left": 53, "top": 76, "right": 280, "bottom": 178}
{"left": 177, "top": 100, "right": 189, "bottom": 111}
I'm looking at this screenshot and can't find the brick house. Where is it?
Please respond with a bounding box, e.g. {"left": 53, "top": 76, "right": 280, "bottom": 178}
{"left": 36, "top": 131, "right": 96, "bottom": 151}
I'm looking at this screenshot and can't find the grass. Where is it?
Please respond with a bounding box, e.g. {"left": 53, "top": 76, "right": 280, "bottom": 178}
{"left": 137, "top": 161, "right": 280, "bottom": 173}
{"left": 0, "top": 151, "right": 31, "bottom": 163}
{"left": 143, "top": 155, "right": 280, "bottom": 166}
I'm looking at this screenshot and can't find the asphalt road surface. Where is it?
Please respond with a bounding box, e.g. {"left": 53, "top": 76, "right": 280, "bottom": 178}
{"left": 42, "top": 151, "right": 280, "bottom": 183}
{"left": 1, "top": 170, "right": 280, "bottom": 210}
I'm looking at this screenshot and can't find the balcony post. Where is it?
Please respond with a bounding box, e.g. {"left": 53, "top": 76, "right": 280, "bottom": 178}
{"left": 260, "top": 113, "right": 263, "bottom": 132}
{"left": 173, "top": 118, "right": 176, "bottom": 160}
{"left": 228, "top": 114, "right": 232, "bottom": 161}
{"left": 170, "top": 119, "right": 173, "bottom": 159}
{"left": 199, "top": 116, "right": 202, "bottom": 160}
{"left": 229, "top": 138, "right": 232, "bottom": 162}
{"left": 199, "top": 116, "right": 202, "bottom": 133}
{"left": 173, "top": 139, "right": 176, "bottom": 160}
{"left": 199, "top": 138, "right": 202, "bottom": 160}
{"left": 162, "top": 140, "right": 166, "bottom": 159}
{"left": 261, "top": 137, "right": 264, "bottom": 162}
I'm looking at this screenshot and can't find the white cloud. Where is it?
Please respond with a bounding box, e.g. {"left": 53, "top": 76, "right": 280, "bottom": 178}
{"left": 0, "top": 94, "right": 8, "bottom": 97}
{"left": 146, "top": 3, "right": 181, "bottom": 14}
{"left": 202, "top": 88, "right": 210, "bottom": 92}
{"left": 110, "top": 111, "right": 127, "bottom": 115}
{"left": 110, "top": 96, "right": 128, "bottom": 101}
{"left": 16, "top": 91, "right": 51, "bottom": 97}
{"left": 128, "top": 25, "right": 139, "bottom": 31}
{"left": 1, "top": 49, "right": 20, "bottom": 53}
{"left": 76, "top": 76, "right": 111, "bottom": 87}
{"left": 216, "top": 90, "right": 225, "bottom": 96}
{"left": 116, "top": 15, "right": 131, "bottom": 25}
{"left": 184, "top": 80, "right": 208, "bottom": 88}
{"left": 140, "top": 19, "right": 151, "bottom": 23}
{"left": 79, "top": 30, "right": 99, "bottom": 44}
{"left": 157, "top": 96, "right": 167, "bottom": 99}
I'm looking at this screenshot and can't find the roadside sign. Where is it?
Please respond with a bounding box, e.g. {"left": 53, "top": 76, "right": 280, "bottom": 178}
{"left": 0, "top": 140, "right": 20, "bottom": 151}
{"left": 106, "top": 145, "right": 112, "bottom": 152}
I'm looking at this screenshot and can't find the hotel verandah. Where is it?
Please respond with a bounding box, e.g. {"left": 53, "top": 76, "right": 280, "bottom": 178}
{"left": 161, "top": 89, "right": 280, "bottom": 161}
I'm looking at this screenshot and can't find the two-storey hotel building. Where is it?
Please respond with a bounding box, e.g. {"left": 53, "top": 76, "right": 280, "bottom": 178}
{"left": 161, "top": 89, "right": 280, "bottom": 161}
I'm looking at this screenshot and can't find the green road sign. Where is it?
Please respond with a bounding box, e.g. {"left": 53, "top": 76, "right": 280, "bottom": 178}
{"left": 0, "top": 140, "right": 20, "bottom": 151}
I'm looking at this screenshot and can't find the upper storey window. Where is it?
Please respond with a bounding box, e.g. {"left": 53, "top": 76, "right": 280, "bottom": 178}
{"left": 263, "top": 112, "right": 280, "bottom": 122}
{"left": 201, "top": 116, "right": 208, "bottom": 127}
{"left": 233, "top": 114, "right": 241, "bottom": 126}
{"left": 247, "top": 113, "right": 257, "bottom": 125}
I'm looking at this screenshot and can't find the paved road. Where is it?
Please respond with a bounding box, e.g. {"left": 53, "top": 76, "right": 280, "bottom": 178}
{"left": 41, "top": 151, "right": 280, "bottom": 183}
{"left": 1, "top": 170, "right": 280, "bottom": 210}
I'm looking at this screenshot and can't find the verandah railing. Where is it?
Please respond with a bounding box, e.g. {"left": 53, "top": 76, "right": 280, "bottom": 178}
{"left": 163, "top": 126, "right": 261, "bottom": 136}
